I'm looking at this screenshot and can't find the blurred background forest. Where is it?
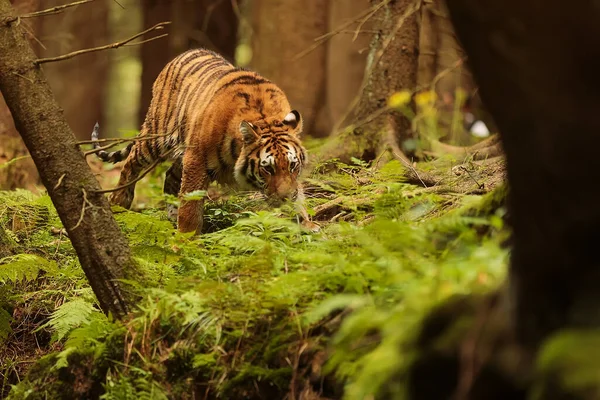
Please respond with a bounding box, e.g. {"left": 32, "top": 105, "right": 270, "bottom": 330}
{"left": 0, "top": 0, "right": 491, "bottom": 192}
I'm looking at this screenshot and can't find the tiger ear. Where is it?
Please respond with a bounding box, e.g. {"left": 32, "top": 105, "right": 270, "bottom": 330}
{"left": 283, "top": 110, "right": 302, "bottom": 131}
{"left": 239, "top": 121, "right": 259, "bottom": 145}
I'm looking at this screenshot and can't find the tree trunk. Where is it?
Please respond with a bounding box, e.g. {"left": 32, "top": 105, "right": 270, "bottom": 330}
{"left": 418, "top": 0, "right": 480, "bottom": 145}
{"left": 326, "top": 0, "right": 372, "bottom": 133}
{"left": 446, "top": 0, "right": 600, "bottom": 350}
{"left": 0, "top": 0, "right": 41, "bottom": 190}
{"left": 0, "top": 0, "right": 136, "bottom": 319}
{"left": 251, "top": 0, "right": 329, "bottom": 137}
{"left": 0, "top": 91, "right": 40, "bottom": 191}
{"left": 320, "top": 0, "right": 420, "bottom": 163}
{"left": 139, "top": 0, "right": 171, "bottom": 125}
{"left": 34, "top": 0, "right": 109, "bottom": 139}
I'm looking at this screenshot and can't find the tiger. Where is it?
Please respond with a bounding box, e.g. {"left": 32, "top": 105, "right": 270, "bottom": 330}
{"left": 91, "top": 48, "right": 319, "bottom": 234}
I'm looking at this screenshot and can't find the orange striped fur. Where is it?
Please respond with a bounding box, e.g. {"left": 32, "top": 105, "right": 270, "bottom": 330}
{"left": 92, "top": 49, "right": 318, "bottom": 234}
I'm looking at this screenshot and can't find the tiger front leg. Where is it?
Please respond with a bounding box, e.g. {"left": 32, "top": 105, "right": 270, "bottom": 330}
{"left": 295, "top": 184, "right": 320, "bottom": 233}
{"left": 108, "top": 151, "right": 144, "bottom": 209}
{"left": 177, "top": 152, "right": 210, "bottom": 234}
{"left": 163, "top": 157, "right": 183, "bottom": 223}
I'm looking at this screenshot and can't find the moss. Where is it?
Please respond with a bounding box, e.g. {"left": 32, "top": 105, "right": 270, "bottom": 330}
{"left": 531, "top": 330, "right": 600, "bottom": 400}
{"left": 1, "top": 158, "right": 510, "bottom": 399}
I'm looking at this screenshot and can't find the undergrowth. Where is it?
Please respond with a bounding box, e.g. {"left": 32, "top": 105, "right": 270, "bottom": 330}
{"left": 0, "top": 158, "right": 509, "bottom": 399}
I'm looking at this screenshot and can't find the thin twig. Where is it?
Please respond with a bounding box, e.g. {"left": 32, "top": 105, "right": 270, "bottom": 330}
{"left": 35, "top": 21, "right": 171, "bottom": 65}
{"left": 77, "top": 131, "right": 173, "bottom": 146}
{"left": 71, "top": 188, "right": 94, "bottom": 230}
{"left": 54, "top": 173, "right": 66, "bottom": 190}
{"left": 92, "top": 158, "right": 161, "bottom": 194}
{"left": 123, "top": 33, "right": 168, "bottom": 47}
{"left": 91, "top": 148, "right": 176, "bottom": 194}
{"left": 333, "top": 0, "right": 422, "bottom": 134}
{"left": 292, "top": 0, "right": 391, "bottom": 61}
{"left": 19, "top": 0, "right": 93, "bottom": 19}
{"left": 459, "top": 166, "right": 484, "bottom": 189}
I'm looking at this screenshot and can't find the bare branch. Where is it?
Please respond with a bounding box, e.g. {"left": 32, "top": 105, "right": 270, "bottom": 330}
{"left": 35, "top": 21, "right": 171, "bottom": 65}
{"left": 92, "top": 158, "right": 162, "bottom": 194}
{"left": 19, "top": 0, "right": 93, "bottom": 19}
{"left": 293, "top": 0, "right": 391, "bottom": 61}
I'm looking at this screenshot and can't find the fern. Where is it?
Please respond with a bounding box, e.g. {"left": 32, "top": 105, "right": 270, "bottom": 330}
{"left": 0, "top": 254, "right": 57, "bottom": 283}
{"left": 37, "top": 298, "right": 97, "bottom": 342}
{"left": 101, "top": 370, "right": 169, "bottom": 400}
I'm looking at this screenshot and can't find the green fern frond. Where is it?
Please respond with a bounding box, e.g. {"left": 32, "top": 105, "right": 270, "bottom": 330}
{"left": 37, "top": 298, "right": 97, "bottom": 342}
{"left": 0, "top": 254, "right": 57, "bottom": 283}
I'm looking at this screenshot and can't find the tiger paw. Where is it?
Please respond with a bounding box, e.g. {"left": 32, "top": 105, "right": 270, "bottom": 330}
{"left": 301, "top": 220, "right": 321, "bottom": 233}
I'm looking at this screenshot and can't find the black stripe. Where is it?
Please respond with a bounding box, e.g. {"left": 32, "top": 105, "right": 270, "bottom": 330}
{"left": 219, "top": 75, "right": 270, "bottom": 91}
{"left": 154, "top": 51, "right": 200, "bottom": 130}
{"left": 173, "top": 62, "right": 231, "bottom": 135}
{"left": 216, "top": 137, "right": 228, "bottom": 171}
{"left": 166, "top": 58, "right": 227, "bottom": 130}
{"left": 235, "top": 92, "right": 251, "bottom": 104}
{"left": 162, "top": 53, "right": 210, "bottom": 133}
{"left": 230, "top": 138, "right": 238, "bottom": 161}
{"left": 177, "top": 65, "right": 230, "bottom": 121}
{"left": 216, "top": 68, "right": 245, "bottom": 83}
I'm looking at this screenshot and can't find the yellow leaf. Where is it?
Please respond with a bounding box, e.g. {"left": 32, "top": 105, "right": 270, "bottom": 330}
{"left": 414, "top": 90, "right": 437, "bottom": 107}
{"left": 387, "top": 90, "right": 412, "bottom": 109}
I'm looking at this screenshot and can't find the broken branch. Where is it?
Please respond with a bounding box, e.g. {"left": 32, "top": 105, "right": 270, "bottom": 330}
{"left": 19, "top": 0, "right": 93, "bottom": 19}
{"left": 35, "top": 21, "right": 171, "bottom": 65}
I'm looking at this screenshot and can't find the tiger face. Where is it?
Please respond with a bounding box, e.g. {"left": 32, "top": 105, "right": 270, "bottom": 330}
{"left": 234, "top": 110, "right": 306, "bottom": 205}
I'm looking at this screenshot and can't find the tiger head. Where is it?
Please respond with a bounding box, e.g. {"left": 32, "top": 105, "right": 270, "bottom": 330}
{"left": 234, "top": 110, "right": 306, "bottom": 205}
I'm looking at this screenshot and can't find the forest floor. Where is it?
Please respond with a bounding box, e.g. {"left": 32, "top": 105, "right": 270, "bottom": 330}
{"left": 0, "top": 139, "right": 509, "bottom": 400}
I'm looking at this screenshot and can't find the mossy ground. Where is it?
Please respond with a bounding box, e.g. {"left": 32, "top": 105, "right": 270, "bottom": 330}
{"left": 0, "top": 145, "right": 510, "bottom": 399}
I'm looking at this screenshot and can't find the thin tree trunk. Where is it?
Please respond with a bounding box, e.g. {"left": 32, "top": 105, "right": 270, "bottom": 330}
{"left": 326, "top": 0, "right": 372, "bottom": 133}
{"left": 34, "top": 0, "right": 109, "bottom": 139}
{"left": 139, "top": 0, "right": 171, "bottom": 125}
{"left": 251, "top": 0, "right": 329, "bottom": 137}
{"left": 446, "top": 0, "right": 600, "bottom": 350}
{"left": 0, "top": 0, "right": 136, "bottom": 319}
{"left": 320, "top": 0, "right": 420, "bottom": 163}
{"left": 0, "top": 0, "right": 40, "bottom": 190}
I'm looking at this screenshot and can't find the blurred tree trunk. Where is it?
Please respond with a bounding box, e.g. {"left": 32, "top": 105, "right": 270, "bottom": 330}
{"left": 325, "top": 0, "right": 372, "bottom": 134}
{"left": 139, "top": 0, "right": 238, "bottom": 125}
{"left": 447, "top": 0, "right": 600, "bottom": 350}
{"left": 251, "top": 0, "right": 329, "bottom": 137}
{"left": 0, "top": 92, "right": 39, "bottom": 190}
{"left": 0, "top": 2, "right": 37, "bottom": 190}
{"left": 320, "top": 0, "right": 420, "bottom": 163}
{"left": 139, "top": 0, "right": 171, "bottom": 125}
{"left": 418, "top": 0, "right": 476, "bottom": 145}
{"left": 0, "top": 0, "right": 41, "bottom": 190}
{"left": 34, "top": 0, "right": 109, "bottom": 139}
{"left": 0, "top": 0, "right": 136, "bottom": 319}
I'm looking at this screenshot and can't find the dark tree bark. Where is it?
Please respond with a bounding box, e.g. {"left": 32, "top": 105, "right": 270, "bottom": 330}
{"left": 445, "top": 0, "right": 600, "bottom": 351}
{"left": 251, "top": 0, "right": 329, "bottom": 137}
{"left": 319, "top": 0, "right": 420, "bottom": 163}
{"left": 0, "top": 0, "right": 136, "bottom": 319}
